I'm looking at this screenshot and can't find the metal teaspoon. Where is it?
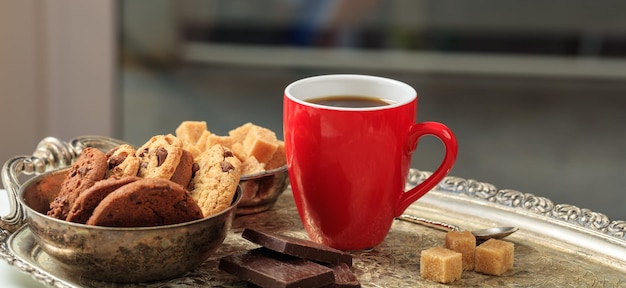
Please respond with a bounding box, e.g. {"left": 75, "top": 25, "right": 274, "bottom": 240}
{"left": 396, "top": 214, "right": 519, "bottom": 241}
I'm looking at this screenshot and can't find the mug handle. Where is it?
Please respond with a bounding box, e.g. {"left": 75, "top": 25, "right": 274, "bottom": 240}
{"left": 394, "top": 122, "right": 458, "bottom": 217}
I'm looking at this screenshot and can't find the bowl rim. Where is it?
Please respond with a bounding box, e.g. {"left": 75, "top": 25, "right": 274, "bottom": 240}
{"left": 19, "top": 168, "right": 243, "bottom": 231}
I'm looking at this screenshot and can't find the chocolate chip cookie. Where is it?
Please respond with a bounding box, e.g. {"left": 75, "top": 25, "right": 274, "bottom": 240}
{"left": 105, "top": 144, "right": 140, "bottom": 179}
{"left": 190, "top": 145, "right": 242, "bottom": 217}
{"left": 136, "top": 134, "right": 183, "bottom": 180}
{"left": 86, "top": 178, "right": 203, "bottom": 227}
{"left": 48, "top": 147, "right": 108, "bottom": 220}
{"left": 66, "top": 176, "right": 141, "bottom": 224}
{"left": 170, "top": 149, "right": 194, "bottom": 188}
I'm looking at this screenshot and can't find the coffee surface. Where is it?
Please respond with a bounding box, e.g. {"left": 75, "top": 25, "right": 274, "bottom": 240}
{"left": 306, "top": 95, "right": 391, "bottom": 108}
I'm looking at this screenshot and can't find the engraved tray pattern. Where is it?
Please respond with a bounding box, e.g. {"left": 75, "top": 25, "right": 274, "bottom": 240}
{"left": 2, "top": 169, "right": 626, "bottom": 287}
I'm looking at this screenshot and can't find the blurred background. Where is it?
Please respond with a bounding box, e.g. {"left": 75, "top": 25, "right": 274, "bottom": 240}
{"left": 3, "top": 0, "right": 626, "bottom": 220}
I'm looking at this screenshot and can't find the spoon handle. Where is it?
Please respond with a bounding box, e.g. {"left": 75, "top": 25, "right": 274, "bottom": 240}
{"left": 396, "top": 214, "right": 461, "bottom": 232}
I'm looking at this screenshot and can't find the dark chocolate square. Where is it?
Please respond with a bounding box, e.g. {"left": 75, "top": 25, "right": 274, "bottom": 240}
{"left": 219, "top": 247, "right": 335, "bottom": 288}
{"left": 242, "top": 228, "right": 353, "bottom": 266}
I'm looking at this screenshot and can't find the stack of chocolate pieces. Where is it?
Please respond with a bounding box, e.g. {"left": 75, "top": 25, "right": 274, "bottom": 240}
{"left": 219, "top": 228, "right": 360, "bottom": 288}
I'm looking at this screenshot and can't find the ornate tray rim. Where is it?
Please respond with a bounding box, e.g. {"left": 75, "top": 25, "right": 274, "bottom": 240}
{"left": 414, "top": 170, "right": 626, "bottom": 241}
{"left": 1, "top": 169, "right": 626, "bottom": 287}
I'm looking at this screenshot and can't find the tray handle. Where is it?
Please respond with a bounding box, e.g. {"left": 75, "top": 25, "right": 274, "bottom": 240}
{"left": 1, "top": 136, "right": 128, "bottom": 233}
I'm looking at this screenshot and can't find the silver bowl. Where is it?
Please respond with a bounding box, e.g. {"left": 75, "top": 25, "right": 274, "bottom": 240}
{"left": 238, "top": 165, "right": 289, "bottom": 215}
{"left": 1, "top": 136, "right": 241, "bottom": 283}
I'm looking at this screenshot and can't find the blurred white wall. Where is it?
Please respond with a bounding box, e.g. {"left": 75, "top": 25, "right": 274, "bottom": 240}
{"left": 0, "top": 0, "right": 42, "bottom": 169}
{"left": 0, "top": 1, "right": 115, "bottom": 183}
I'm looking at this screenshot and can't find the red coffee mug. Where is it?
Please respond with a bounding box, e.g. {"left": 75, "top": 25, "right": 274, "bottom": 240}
{"left": 284, "top": 74, "right": 458, "bottom": 250}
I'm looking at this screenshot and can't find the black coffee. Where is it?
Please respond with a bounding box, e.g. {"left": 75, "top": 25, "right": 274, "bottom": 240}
{"left": 306, "top": 95, "right": 392, "bottom": 108}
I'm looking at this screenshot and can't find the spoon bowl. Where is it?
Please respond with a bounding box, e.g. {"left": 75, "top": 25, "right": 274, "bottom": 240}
{"left": 471, "top": 226, "right": 519, "bottom": 241}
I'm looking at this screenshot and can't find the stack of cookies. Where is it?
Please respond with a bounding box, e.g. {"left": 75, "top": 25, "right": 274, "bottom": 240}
{"left": 46, "top": 121, "right": 286, "bottom": 227}
{"left": 45, "top": 136, "right": 216, "bottom": 227}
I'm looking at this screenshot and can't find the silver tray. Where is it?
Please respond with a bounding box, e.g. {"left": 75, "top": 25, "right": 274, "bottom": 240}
{"left": 2, "top": 169, "right": 626, "bottom": 287}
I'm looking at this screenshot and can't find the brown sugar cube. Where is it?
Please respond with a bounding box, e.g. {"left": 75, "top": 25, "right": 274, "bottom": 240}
{"left": 475, "top": 239, "right": 514, "bottom": 276}
{"left": 175, "top": 121, "right": 208, "bottom": 146}
{"left": 420, "top": 247, "right": 462, "bottom": 284}
{"left": 243, "top": 126, "right": 279, "bottom": 164}
{"left": 228, "top": 122, "right": 254, "bottom": 143}
{"left": 208, "top": 134, "right": 235, "bottom": 147}
{"left": 191, "top": 130, "right": 212, "bottom": 153}
{"left": 230, "top": 142, "right": 247, "bottom": 162}
{"left": 265, "top": 141, "right": 286, "bottom": 170}
{"left": 241, "top": 157, "right": 266, "bottom": 175}
{"left": 445, "top": 230, "right": 476, "bottom": 271}
{"left": 205, "top": 134, "right": 235, "bottom": 151}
